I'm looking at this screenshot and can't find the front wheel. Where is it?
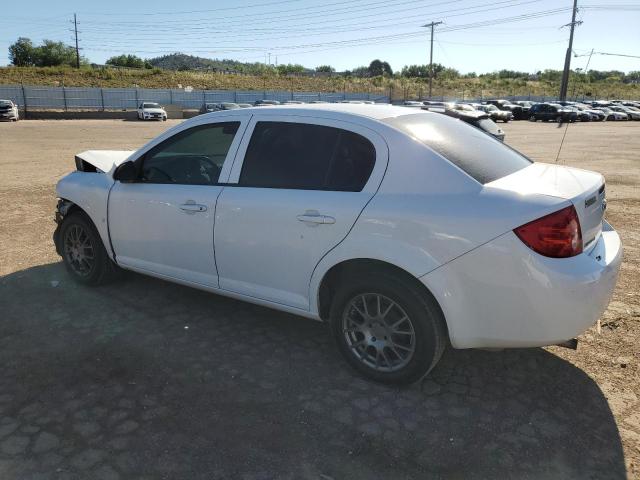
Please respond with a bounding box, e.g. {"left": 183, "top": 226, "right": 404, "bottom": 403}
{"left": 330, "top": 271, "right": 448, "bottom": 384}
{"left": 59, "top": 212, "right": 119, "bottom": 286}
{"left": 528, "top": 115, "right": 536, "bottom": 122}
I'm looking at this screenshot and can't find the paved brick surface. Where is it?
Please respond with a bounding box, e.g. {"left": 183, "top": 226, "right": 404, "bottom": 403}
{"left": 0, "top": 263, "right": 625, "bottom": 479}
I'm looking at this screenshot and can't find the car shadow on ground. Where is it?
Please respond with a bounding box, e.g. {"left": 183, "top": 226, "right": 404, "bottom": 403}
{"left": 0, "top": 262, "right": 626, "bottom": 480}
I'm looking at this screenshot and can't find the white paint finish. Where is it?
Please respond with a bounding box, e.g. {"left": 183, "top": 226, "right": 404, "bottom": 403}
{"left": 215, "top": 114, "right": 389, "bottom": 309}
{"left": 421, "top": 225, "right": 622, "bottom": 349}
{"left": 75, "top": 150, "right": 133, "bottom": 175}
{"left": 55, "top": 105, "right": 623, "bottom": 351}
{"left": 487, "top": 162, "right": 605, "bottom": 251}
{"left": 108, "top": 183, "right": 222, "bottom": 286}
{"left": 487, "top": 162, "right": 603, "bottom": 199}
{"left": 55, "top": 172, "right": 114, "bottom": 260}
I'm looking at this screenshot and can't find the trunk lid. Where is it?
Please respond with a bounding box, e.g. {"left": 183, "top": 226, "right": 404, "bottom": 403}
{"left": 487, "top": 162, "right": 606, "bottom": 251}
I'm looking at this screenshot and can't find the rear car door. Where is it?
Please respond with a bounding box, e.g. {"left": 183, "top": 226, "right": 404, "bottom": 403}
{"left": 214, "top": 115, "right": 388, "bottom": 310}
{"left": 108, "top": 116, "right": 249, "bottom": 287}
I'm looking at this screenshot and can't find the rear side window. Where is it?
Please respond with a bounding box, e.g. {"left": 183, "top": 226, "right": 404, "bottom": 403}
{"left": 383, "top": 113, "right": 532, "bottom": 184}
{"left": 239, "top": 121, "right": 375, "bottom": 191}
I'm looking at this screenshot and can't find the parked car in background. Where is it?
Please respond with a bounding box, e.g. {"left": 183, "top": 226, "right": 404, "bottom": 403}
{"left": 609, "top": 105, "right": 640, "bottom": 120}
{"left": 254, "top": 100, "right": 281, "bottom": 106}
{"left": 0, "top": 99, "right": 19, "bottom": 121}
{"left": 527, "top": 103, "right": 577, "bottom": 123}
{"left": 309, "top": 100, "right": 329, "bottom": 104}
{"left": 485, "top": 99, "right": 525, "bottom": 120}
{"left": 476, "top": 104, "right": 512, "bottom": 123}
{"left": 574, "top": 104, "right": 605, "bottom": 121}
{"left": 200, "top": 103, "right": 240, "bottom": 114}
{"left": 594, "top": 107, "right": 628, "bottom": 121}
{"left": 282, "top": 100, "right": 305, "bottom": 105}
{"left": 442, "top": 108, "right": 506, "bottom": 142}
{"left": 565, "top": 106, "right": 593, "bottom": 122}
{"left": 137, "top": 102, "right": 167, "bottom": 121}
{"left": 403, "top": 101, "right": 423, "bottom": 106}
{"left": 513, "top": 100, "right": 535, "bottom": 111}
{"left": 53, "top": 104, "right": 621, "bottom": 384}
{"left": 237, "top": 103, "right": 253, "bottom": 108}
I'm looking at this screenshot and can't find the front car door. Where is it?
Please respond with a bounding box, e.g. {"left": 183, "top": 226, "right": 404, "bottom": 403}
{"left": 214, "top": 115, "right": 388, "bottom": 310}
{"left": 108, "top": 115, "right": 249, "bottom": 287}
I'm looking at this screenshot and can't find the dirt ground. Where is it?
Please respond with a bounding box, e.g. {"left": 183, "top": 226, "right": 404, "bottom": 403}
{"left": 0, "top": 118, "right": 638, "bottom": 479}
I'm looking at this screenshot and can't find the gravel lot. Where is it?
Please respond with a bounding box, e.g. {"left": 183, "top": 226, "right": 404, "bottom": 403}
{"left": 0, "top": 119, "right": 638, "bottom": 479}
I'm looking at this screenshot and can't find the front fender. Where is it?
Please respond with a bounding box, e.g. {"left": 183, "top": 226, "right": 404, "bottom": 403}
{"left": 56, "top": 172, "right": 115, "bottom": 260}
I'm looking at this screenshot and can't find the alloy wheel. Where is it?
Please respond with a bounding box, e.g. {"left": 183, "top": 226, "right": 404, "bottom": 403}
{"left": 63, "top": 224, "right": 95, "bottom": 277}
{"left": 342, "top": 293, "right": 416, "bottom": 372}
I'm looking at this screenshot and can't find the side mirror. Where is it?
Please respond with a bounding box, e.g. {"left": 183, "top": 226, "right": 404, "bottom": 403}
{"left": 113, "top": 161, "right": 137, "bottom": 183}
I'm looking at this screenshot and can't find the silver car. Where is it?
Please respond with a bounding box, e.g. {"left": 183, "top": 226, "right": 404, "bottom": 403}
{"left": 0, "top": 99, "right": 19, "bottom": 121}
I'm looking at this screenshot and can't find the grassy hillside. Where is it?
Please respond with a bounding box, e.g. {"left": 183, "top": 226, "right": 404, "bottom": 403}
{"left": 1, "top": 66, "right": 638, "bottom": 100}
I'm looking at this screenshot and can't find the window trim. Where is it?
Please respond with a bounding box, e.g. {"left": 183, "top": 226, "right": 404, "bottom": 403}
{"left": 127, "top": 115, "right": 250, "bottom": 185}
{"left": 225, "top": 115, "right": 387, "bottom": 194}
{"left": 136, "top": 121, "right": 241, "bottom": 186}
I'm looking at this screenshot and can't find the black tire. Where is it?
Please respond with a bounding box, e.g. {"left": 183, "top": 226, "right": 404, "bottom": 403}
{"left": 330, "top": 270, "right": 448, "bottom": 385}
{"left": 59, "top": 211, "right": 119, "bottom": 286}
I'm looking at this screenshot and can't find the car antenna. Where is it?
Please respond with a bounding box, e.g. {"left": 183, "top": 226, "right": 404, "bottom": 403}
{"left": 554, "top": 119, "right": 571, "bottom": 164}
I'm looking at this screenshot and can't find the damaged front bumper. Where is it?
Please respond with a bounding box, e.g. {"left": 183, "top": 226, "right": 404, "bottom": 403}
{"left": 53, "top": 199, "right": 73, "bottom": 256}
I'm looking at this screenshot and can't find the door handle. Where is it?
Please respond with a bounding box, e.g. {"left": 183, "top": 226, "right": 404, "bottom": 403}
{"left": 297, "top": 213, "right": 336, "bottom": 225}
{"left": 180, "top": 201, "right": 207, "bottom": 213}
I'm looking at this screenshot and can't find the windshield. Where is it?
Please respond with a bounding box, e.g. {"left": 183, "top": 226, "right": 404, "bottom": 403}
{"left": 484, "top": 105, "right": 498, "bottom": 111}
{"left": 383, "top": 113, "right": 532, "bottom": 184}
{"left": 0, "top": 100, "right": 13, "bottom": 106}
{"left": 143, "top": 103, "right": 161, "bottom": 108}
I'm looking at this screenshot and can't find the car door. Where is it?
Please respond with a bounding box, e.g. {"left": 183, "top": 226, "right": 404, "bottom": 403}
{"left": 214, "top": 115, "right": 388, "bottom": 310}
{"left": 108, "top": 115, "right": 249, "bottom": 287}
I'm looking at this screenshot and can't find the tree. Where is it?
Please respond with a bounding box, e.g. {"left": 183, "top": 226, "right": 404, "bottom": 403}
{"left": 400, "top": 63, "right": 445, "bottom": 78}
{"left": 368, "top": 59, "right": 392, "bottom": 77}
{"left": 8, "top": 37, "right": 86, "bottom": 67}
{"left": 106, "top": 54, "right": 147, "bottom": 69}
{"left": 35, "top": 40, "right": 82, "bottom": 67}
{"left": 315, "top": 65, "right": 335, "bottom": 73}
{"left": 9, "top": 37, "right": 37, "bottom": 66}
{"left": 276, "top": 63, "right": 305, "bottom": 75}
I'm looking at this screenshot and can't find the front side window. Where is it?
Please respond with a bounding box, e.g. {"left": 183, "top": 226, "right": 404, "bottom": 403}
{"left": 141, "top": 122, "right": 240, "bottom": 185}
{"left": 239, "top": 122, "right": 376, "bottom": 191}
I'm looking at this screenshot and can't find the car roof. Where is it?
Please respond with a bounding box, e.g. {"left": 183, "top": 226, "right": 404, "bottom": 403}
{"left": 229, "top": 103, "right": 428, "bottom": 121}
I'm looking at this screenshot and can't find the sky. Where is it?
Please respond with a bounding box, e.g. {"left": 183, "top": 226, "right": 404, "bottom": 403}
{"left": 2, "top": 0, "right": 639, "bottom": 74}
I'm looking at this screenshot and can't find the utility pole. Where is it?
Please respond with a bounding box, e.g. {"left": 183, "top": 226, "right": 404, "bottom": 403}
{"left": 268, "top": 52, "right": 271, "bottom": 65}
{"left": 422, "top": 21, "right": 443, "bottom": 99}
{"left": 559, "top": 0, "right": 581, "bottom": 101}
{"left": 73, "top": 13, "right": 80, "bottom": 69}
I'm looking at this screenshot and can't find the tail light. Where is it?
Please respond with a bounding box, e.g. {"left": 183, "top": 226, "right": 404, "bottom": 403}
{"left": 514, "top": 205, "right": 583, "bottom": 258}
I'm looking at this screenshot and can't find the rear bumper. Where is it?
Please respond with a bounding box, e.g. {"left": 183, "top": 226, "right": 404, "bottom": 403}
{"left": 421, "top": 221, "right": 622, "bottom": 349}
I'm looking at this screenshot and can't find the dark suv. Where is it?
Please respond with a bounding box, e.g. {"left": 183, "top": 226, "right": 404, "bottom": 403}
{"left": 484, "top": 99, "right": 525, "bottom": 120}
{"left": 528, "top": 103, "right": 578, "bottom": 123}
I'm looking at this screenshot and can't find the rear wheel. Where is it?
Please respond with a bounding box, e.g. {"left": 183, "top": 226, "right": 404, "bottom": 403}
{"left": 330, "top": 271, "right": 447, "bottom": 384}
{"left": 59, "top": 212, "right": 119, "bottom": 286}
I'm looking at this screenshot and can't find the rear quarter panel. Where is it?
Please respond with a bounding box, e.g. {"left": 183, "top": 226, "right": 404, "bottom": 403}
{"left": 309, "top": 127, "right": 568, "bottom": 316}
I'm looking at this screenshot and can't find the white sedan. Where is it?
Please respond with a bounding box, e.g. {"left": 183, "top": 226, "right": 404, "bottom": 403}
{"left": 137, "top": 102, "right": 167, "bottom": 121}
{"left": 53, "top": 104, "right": 622, "bottom": 384}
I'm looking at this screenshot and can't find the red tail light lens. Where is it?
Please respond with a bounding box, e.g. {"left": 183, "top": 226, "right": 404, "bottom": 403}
{"left": 514, "top": 205, "right": 583, "bottom": 258}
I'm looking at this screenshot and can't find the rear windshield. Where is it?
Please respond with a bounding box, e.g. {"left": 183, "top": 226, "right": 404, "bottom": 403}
{"left": 383, "top": 113, "right": 532, "bottom": 184}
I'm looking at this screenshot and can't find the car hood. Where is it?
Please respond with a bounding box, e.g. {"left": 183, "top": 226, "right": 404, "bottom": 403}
{"left": 141, "top": 108, "right": 165, "bottom": 114}
{"left": 75, "top": 150, "right": 135, "bottom": 175}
